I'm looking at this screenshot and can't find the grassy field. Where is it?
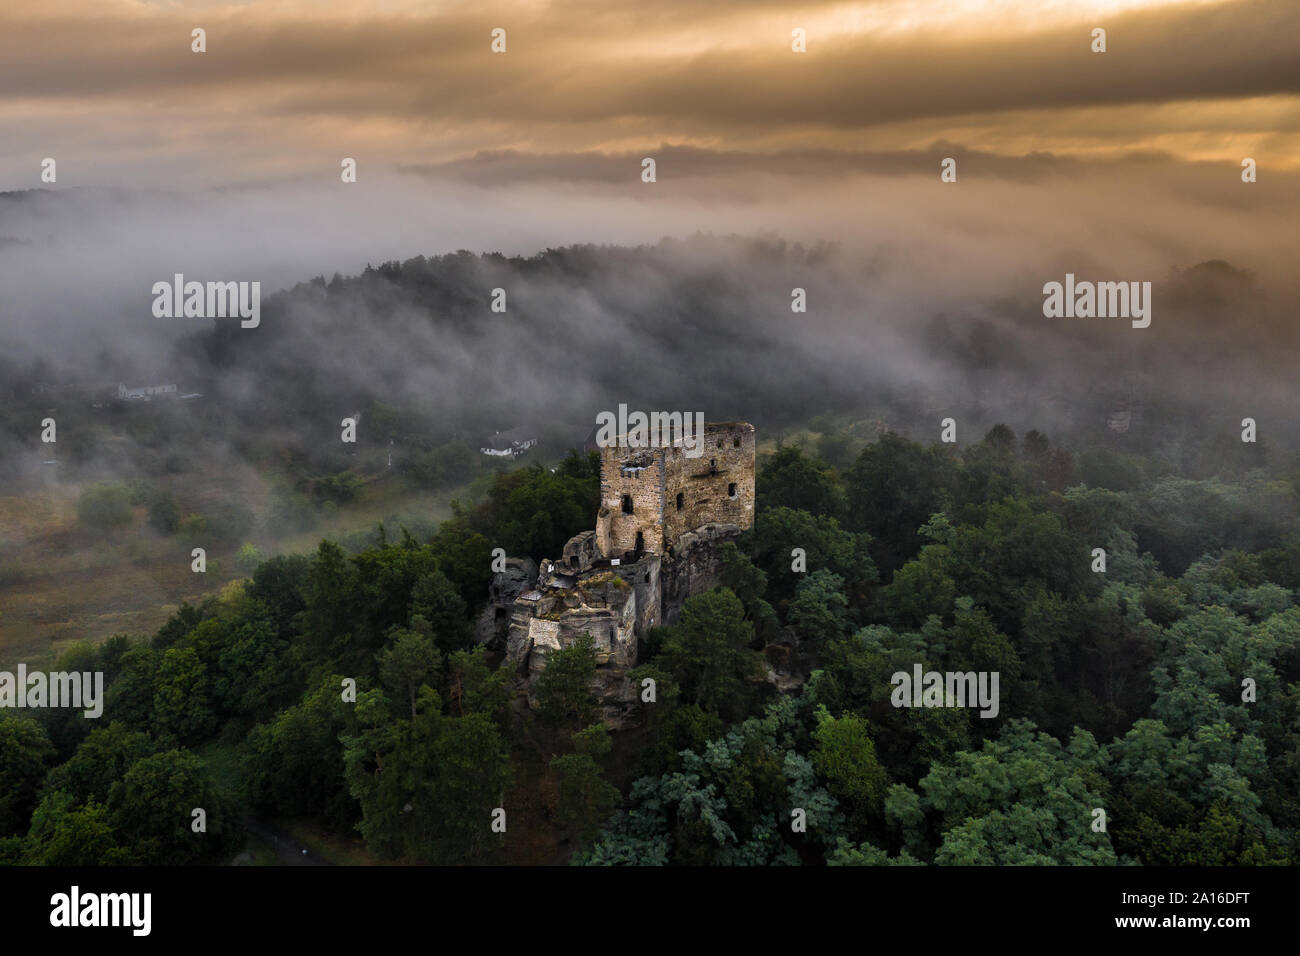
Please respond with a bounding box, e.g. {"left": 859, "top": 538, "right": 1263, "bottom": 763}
{"left": 0, "top": 488, "right": 228, "bottom": 667}
{"left": 0, "top": 469, "right": 470, "bottom": 669}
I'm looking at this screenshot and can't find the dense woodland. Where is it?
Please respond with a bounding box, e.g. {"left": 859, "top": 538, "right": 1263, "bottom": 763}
{"left": 3, "top": 423, "right": 1298, "bottom": 866}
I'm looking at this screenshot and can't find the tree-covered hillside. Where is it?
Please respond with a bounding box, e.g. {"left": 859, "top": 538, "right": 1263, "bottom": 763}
{"left": 3, "top": 426, "right": 1297, "bottom": 866}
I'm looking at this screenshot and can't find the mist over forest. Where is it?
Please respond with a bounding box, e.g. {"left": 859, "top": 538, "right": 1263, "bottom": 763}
{"left": 8, "top": 0, "right": 1300, "bottom": 903}
{"left": 1, "top": 161, "right": 1298, "bottom": 872}
{"left": 1, "top": 172, "right": 1296, "bottom": 498}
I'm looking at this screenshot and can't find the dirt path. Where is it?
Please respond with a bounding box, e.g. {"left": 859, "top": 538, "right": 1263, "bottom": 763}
{"left": 241, "top": 818, "right": 335, "bottom": 866}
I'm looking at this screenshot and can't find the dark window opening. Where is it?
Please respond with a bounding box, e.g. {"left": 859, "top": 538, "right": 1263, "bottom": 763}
{"left": 643, "top": 572, "right": 650, "bottom": 583}
{"left": 609, "top": 626, "right": 616, "bottom": 645}
{"left": 709, "top": 458, "right": 717, "bottom": 473}
{"left": 621, "top": 494, "right": 633, "bottom": 514}
{"left": 635, "top": 531, "right": 644, "bottom": 555}
{"left": 676, "top": 492, "right": 684, "bottom": 511}
{"left": 728, "top": 483, "right": 737, "bottom": 498}
{"left": 495, "top": 607, "right": 507, "bottom": 620}
{"left": 733, "top": 436, "right": 740, "bottom": 448}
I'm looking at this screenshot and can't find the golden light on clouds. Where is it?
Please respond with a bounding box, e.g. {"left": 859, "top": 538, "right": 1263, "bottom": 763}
{"left": 1, "top": 0, "right": 1297, "bottom": 185}
{"left": 807, "top": 0, "right": 1229, "bottom": 36}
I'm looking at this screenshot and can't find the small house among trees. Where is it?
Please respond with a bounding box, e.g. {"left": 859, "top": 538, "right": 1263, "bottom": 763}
{"left": 117, "top": 382, "right": 178, "bottom": 401}
{"left": 480, "top": 426, "right": 538, "bottom": 458}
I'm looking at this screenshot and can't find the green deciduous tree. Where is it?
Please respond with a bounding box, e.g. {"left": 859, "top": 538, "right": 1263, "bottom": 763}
{"left": 658, "top": 589, "right": 765, "bottom": 721}
{"left": 846, "top": 433, "right": 956, "bottom": 575}
{"left": 0, "top": 716, "right": 57, "bottom": 837}
{"left": 410, "top": 568, "right": 472, "bottom": 652}
{"left": 108, "top": 749, "right": 237, "bottom": 864}
{"left": 378, "top": 617, "right": 444, "bottom": 719}
{"left": 812, "top": 707, "right": 889, "bottom": 828}
{"left": 536, "top": 633, "right": 601, "bottom": 735}
{"left": 152, "top": 646, "right": 215, "bottom": 744}
{"left": 76, "top": 482, "right": 134, "bottom": 531}
{"left": 757, "top": 445, "right": 847, "bottom": 521}
{"left": 341, "top": 687, "right": 512, "bottom": 863}
{"left": 244, "top": 674, "right": 361, "bottom": 831}
{"left": 22, "top": 792, "right": 125, "bottom": 865}
{"left": 44, "top": 722, "right": 155, "bottom": 805}
{"left": 551, "top": 725, "right": 620, "bottom": 846}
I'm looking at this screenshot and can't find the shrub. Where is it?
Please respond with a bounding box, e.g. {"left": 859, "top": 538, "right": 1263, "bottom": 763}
{"left": 77, "top": 483, "right": 133, "bottom": 531}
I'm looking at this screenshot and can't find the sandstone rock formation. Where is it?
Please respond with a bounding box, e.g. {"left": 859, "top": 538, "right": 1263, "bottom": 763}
{"left": 486, "top": 422, "right": 756, "bottom": 725}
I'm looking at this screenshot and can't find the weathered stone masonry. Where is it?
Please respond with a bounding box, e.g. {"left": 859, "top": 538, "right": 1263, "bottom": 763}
{"left": 478, "top": 422, "right": 756, "bottom": 723}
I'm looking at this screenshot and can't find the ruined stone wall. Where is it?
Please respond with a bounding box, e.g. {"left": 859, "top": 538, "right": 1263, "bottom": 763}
{"left": 612, "top": 553, "right": 661, "bottom": 635}
{"left": 598, "top": 422, "right": 755, "bottom": 560}
{"left": 554, "top": 597, "right": 636, "bottom": 668}
{"left": 662, "top": 422, "right": 755, "bottom": 545}
{"left": 502, "top": 422, "right": 755, "bottom": 726}
{"left": 561, "top": 530, "right": 599, "bottom": 573}
{"left": 507, "top": 571, "right": 640, "bottom": 724}
{"left": 598, "top": 446, "right": 667, "bottom": 558}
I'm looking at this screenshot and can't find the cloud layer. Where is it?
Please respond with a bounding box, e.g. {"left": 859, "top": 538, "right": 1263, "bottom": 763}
{"left": 2, "top": 0, "right": 1298, "bottom": 186}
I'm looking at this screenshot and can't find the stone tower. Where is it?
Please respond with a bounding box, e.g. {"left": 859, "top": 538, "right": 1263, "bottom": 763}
{"left": 484, "top": 421, "right": 758, "bottom": 725}
{"left": 594, "top": 421, "right": 755, "bottom": 561}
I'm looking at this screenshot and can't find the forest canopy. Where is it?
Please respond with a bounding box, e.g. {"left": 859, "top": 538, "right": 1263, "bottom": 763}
{"left": 3, "top": 422, "right": 1297, "bottom": 866}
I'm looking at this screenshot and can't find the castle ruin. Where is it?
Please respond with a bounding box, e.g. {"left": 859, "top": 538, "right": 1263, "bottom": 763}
{"left": 477, "top": 421, "right": 756, "bottom": 723}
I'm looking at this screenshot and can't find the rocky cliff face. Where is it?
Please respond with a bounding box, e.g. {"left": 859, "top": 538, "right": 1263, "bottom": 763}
{"left": 490, "top": 526, "right": 746, "bottom": 726}
{"left": 481, "top": 422, "right": 756, "bottom": 727}
{"left": 505, "top": 570, "right": 640, "bottom": 725}
{"left": 659, "top": 523, "right": 743, "bottom": 628}
{"left": 475, "top": 557, "right": 538, "bottom": 653}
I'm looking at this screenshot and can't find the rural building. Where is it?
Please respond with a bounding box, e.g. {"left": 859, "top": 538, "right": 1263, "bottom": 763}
{"left": 117, "top": 382, "right": 178, "bottom": 401}
{"left": 480, "top": 426, "right": 538, "bottom": 458}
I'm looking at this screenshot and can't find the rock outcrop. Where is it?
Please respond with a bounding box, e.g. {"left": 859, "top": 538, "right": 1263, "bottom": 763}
{"left": 487, "top": 422, "right": 756, "bottom": 726}
{"left": 475, "top": 557, "right": 538, "bottom": 653}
